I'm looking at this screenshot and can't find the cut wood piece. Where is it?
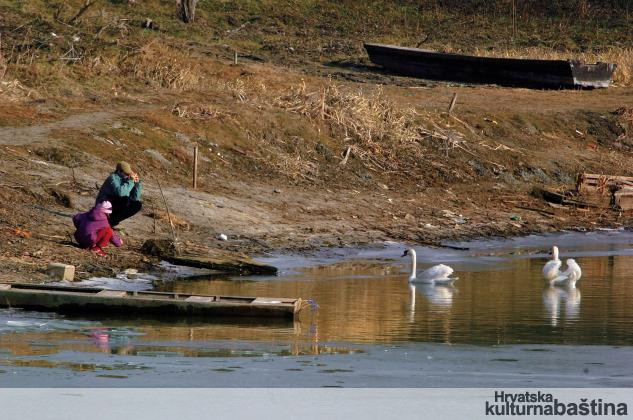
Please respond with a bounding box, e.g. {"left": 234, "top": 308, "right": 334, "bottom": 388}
{"left": 46, "top": 263, "right": 75, "bottom": 281}
{"left": 615, "top": 187, "right": 633, "bottom": 210}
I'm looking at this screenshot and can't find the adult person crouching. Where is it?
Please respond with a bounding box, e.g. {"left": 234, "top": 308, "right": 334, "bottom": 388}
{"left": 96, "top": 161, "right": 142, "bottom": 227}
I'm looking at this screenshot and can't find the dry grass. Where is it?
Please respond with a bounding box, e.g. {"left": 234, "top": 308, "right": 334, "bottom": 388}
{"left": 146, "top": 210, "right": 190, "bottom": 231}
{"left": 0, "top": 79, "right": 39, "bottom": 102}
{"left": 274, "top": 79, "right": 462, "bottom": 173}
{"left": 171, "top": 102, "right": 234, "bottom": 121}
{"left": 615, "top": 107, "right": 633, "bottom": 141}
{"left": 0, "top": 37, "right": 6, "bottom": 81}
{"left": 123, "top": 43, "right": 201, "bottom": 91}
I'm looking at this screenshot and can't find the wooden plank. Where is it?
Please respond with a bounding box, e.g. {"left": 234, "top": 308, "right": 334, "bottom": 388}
{"left": 576, "top": 173, "right": 633, "bottom": 208}
{"left": 96, "top": 290, "right": 128, "bottom": 298}
{"left": 578, "top": 173, "right": 633, "bottom": 184}
{"left": 615, "top": 188, "right": 633, "bottom": 211}
{"left": 577, "top": 173, "right": 633, "bottom": 194}
{"left": 185, "top": 295, "right": 214, "bottom": 303}
{"left": 253, "top": 298, "right": 284, "bottom": 305}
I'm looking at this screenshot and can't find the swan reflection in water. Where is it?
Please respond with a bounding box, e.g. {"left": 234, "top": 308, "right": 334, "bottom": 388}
{"left": 542, "top": 285, "right": 581, "bottom": 327}
{"left": 408, "top": 284, "right": 457, "bottom": 322}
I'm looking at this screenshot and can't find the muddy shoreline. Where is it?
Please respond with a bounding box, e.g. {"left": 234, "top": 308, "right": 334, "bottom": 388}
{"left": 1, "top": 152, "right": 631, "bottom": 283}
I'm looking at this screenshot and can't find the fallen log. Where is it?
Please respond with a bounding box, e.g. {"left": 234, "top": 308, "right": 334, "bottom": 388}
{"left": 142, "top": 239, "right": 277, "bottom": 276}
{"left": 531, "top": 187, "right": 598, "bottom": 208}
{"left": 513, "top": 205, "right": 556, "bottom": 217}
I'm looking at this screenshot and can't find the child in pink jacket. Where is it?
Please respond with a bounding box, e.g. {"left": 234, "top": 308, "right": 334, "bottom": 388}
{"left": 72, "top": 201, "right": 122, "bottom": 256}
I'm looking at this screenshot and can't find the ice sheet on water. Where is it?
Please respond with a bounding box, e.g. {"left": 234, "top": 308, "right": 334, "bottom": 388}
{"left": 64, "top": 271, "right": 157, "bottom": 291}
{"left": 0, "top": 308, "right": 100, "bottom": 334}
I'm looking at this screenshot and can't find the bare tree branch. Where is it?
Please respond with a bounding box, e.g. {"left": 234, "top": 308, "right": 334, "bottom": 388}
{"left": 68, "top": 0, "right": 99, "bottom": 25}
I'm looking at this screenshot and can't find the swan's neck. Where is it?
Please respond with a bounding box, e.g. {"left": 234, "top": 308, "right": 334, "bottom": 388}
{"left": 409, "top": 284, "right": 416, "bottom": 322}
{"left": 409, "top": 249, "right": 417, "bottom": 280}
{"left": 552, "top": 246, "right": 559, "bottom": 261}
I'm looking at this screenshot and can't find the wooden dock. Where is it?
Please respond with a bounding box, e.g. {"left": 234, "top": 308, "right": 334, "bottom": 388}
{"left": 0, "top": 283, "right": 303, "bottom": 319}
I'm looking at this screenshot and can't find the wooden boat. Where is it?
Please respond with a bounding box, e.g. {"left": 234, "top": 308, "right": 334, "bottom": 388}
{"left": 0, "top": 283, "right": 303, "bottom": 319}
{"left": 364, "top": 43, "right": 616, "bottom": 89}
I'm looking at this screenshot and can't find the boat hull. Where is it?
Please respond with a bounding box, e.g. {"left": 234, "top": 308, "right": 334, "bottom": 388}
{"left": 364, "top": 43, "right": 616, "bottom": 89}
{"left": 0, "top": 283, "right": 302, "bottom": 319}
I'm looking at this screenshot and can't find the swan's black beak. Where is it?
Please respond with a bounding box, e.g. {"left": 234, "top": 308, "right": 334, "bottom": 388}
{"left": 401, "top": 250, "right": 408, "bottom": 258}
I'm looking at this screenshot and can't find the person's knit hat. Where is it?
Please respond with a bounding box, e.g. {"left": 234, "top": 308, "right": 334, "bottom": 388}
{"left": 96, "top": 200, "right": 113, "bottom": 214}
{"left": 116, "top": 161, "right": 133, "bottom": 176}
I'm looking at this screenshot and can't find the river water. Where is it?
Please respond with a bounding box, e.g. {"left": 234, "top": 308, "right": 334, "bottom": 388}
{"left": 1, "top": 231, "right": 633, "bottom": 386}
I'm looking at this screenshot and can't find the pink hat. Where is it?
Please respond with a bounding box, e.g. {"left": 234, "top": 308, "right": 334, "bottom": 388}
{"left": 97, "top": 200, "right": 113, "bottom": 214}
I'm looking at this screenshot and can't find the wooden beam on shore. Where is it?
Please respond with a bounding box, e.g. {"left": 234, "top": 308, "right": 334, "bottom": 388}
{"left": 142, "top": 239, "right": 278, "bottom": 276}
{"left": 164, "top": 254, "right": 278, "bottom": 276}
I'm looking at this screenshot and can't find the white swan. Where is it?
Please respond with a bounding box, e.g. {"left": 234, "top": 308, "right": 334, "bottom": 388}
{"left": 402, "top": 248, "right": 457, "bottom": 284}
{"left": 552, "top": 258, "right": 582, "bottom": 286}
{"left": 542, "top": 245, "right": 562, "bottom": 280}
{"left": 542, "top": 246, "right": 582, "bottom": 286}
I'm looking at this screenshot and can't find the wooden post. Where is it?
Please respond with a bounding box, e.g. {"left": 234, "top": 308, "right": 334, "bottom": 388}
{"left": 156, "top": 179, "right": 179, "bottom": 255}
{"left": 192, "top": 145, "right": 198, "bottom": 189}
{"left": 447, "top": 92, "right": 458, "bottom": 114}
{"left": 511, "top": 0, "right": 516, "bottom": 40}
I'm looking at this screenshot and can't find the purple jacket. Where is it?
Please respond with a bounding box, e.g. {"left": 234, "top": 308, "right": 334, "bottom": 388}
{"left": 72, "top": 207, "right": 121, "bottom": 248}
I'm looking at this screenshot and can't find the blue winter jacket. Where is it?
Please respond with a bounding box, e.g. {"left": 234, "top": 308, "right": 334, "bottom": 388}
{"left": 96, "top": 172, "right": 142, "bottom": 205}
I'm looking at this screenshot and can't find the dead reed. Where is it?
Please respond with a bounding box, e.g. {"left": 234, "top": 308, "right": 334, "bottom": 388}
{"left": 274, "top": 79, "right": 464, "bottom": 173}
{"left": 124, "top": 43, "right": 200, "bottom": 91}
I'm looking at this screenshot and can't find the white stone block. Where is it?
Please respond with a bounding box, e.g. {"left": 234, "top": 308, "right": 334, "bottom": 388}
{"left": 46, "top": 263, "right": 75, "bottom": 281}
